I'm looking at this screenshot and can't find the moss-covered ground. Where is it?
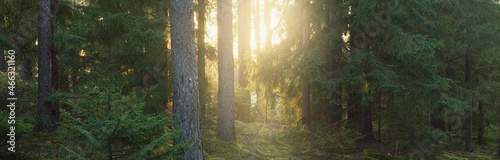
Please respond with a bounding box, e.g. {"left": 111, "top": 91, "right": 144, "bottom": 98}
{"left": 202, "top": 117, "right": 500, "bottom": 160}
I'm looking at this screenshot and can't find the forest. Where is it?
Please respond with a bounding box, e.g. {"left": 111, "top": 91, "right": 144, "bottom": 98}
{"left": 1, "top": 0, "right": 500, "bottom": 159}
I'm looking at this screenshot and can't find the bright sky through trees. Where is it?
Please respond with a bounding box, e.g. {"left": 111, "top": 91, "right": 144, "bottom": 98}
{"left": 203, "top": 0, "right": 282, "bottom": 56}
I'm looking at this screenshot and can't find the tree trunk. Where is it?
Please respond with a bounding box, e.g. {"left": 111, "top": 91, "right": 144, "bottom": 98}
{"left": 170, "top": 0, "right": 204, "bottom": 158}
{"left": 477, "top": 101, "right": 485, "bottom": 144}
{"left": 348, "top": 92, "right": 363, "bottom": 153}
{"left": 264, "top": 0, "right": 271, "bottom": 48}
{"left": 254, "top": 0, "right": 261, "bottom": 120}
{"left": 301, "top": 4, "right": 311, "bottom": 130}
{"left": 0, "top": 46, "right": 5, "bottom": 72}
{"left": 263, "top": 0, "right": 274, "bottom": 123}
{"left": 377, "top": 90, "right": 382, "bottom": 143}
{"left": 50, "top": 0, "right": 60, "bottom": 125}
{"left": 196, "top": 0, "right": 208, "bottom": 118}
{"left": 497, "top": 140, "right": 500, "bottom": 157}
{"left": 237, "top": 0, "right": 251, "bottom": 122}
{"left": 464, "top": 45, "right": 474, "bottom": 152}
{"left": 38, "top": 0, "right": 54, "bottom": 132}
{"left": 216, "top": 0, "right": 236, "bottom": 141}
{"left": 362, "top": 101, "right": 374, "bottom": 142}
{"left": 301, "top": 80, "right": 311, "bottom": 130}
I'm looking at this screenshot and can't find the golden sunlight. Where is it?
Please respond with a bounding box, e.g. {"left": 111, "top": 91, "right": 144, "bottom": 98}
{"left": 203, "top": 0, "right": 283, "bottom": 57}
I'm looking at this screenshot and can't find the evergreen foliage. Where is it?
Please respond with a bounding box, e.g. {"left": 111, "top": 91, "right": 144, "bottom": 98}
{"left": 56, "top": 85, "right": 185, "bottom": 159}
{"left": 1, "top": 0, "right": 500, "bottom": 159}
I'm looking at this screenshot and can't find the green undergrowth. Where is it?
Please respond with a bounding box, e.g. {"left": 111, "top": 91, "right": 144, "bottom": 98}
{"left": 202, "top": 118, "right": 499, "bottom": 159}
{"left": 202, "top": 118, "right": 359, "bottom": 159}
{"left": 203, "top": 118, "right": 294, "bottom": 159}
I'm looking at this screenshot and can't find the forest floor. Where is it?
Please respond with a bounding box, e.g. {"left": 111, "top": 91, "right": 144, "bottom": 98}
{"left": 202, "top": 117, "right": 500, "bottom": 160}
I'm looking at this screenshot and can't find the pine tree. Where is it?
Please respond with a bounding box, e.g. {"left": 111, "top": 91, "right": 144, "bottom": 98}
{"left": 37, "top": 0, "right": 54, "bottom": 132}
{"left": 170, "top": 0, "right": 204, "bottom": 158}
{"left": 301, "top": 4, "right": 311, "bottom": 130}
{"left": 50, "top": 0, "right": 60, "bottom": 125}
{"left": 237, "top": 0, "right": 251, "bottom": 122}
{"left": 217, "top": 0, "right": 236, "bottom": 141}
{"left": 197, "top": 0, "right": 208, "bottom": 118}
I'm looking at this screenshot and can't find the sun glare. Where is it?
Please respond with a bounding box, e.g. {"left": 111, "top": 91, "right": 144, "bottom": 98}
{"left": 203, "top": 0, "right": 284, "bottom": 57}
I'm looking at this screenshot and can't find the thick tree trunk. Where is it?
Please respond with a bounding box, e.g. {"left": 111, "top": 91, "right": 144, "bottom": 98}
{"left": 170, "top": 0, "right": 203, "bottom": 158}
{"left": 197, "top": 0, "right": 208, "bottom": 118}
{"left": 237, "top": 0, "right": 251, "bottom": 122}
{"left": 464, "top": 45, "right": 474, "bottom": 152}
{"left": 216, "top": 0, "right": 236, "bottom": 141}
{"left": 38, "top": 0, "right": 54, "bottom": 132}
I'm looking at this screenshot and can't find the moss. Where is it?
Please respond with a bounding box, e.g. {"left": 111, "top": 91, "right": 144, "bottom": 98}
{"left": 438, "top": 152, "right": 469, "bottom": 160}
{"left": 363, "top": 149, "right": 397, "bottom": 160}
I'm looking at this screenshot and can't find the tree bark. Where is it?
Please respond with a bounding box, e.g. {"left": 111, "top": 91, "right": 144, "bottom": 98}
{"left": 38, "top": 0, "right": 54, "bottom": 132}
{"left": 170, "top": 0, "right": 204, "bottom": 158}
{"left": 197, "top": 0, "right": 208, "bottom": 118}
{"left": 237, "top": 0, "right": 251, "bottom": 122}
{"left": 217, "top": 0, "right": 236, "bottom": 141}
